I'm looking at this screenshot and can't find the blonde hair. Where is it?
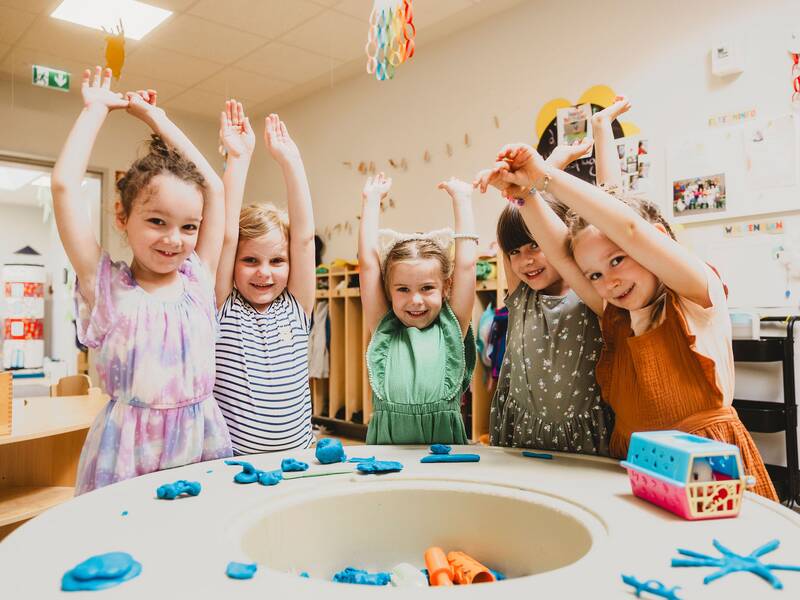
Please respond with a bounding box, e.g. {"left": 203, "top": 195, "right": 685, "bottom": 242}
{"left": 383, "top": 239, "right": 452, "bottom": 299}
{"left": 238, "top": 202, "right": 289, "bottom": 242}
{"left": 568, "top": 195, "right": 677, "bottom": 329}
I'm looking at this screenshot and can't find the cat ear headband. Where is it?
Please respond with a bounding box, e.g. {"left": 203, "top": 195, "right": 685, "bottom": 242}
{"left": 377, "top": 227, "right": 478, "bottom": 272}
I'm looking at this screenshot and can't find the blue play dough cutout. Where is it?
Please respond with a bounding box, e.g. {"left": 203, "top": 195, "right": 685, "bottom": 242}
{"left": 315, "top": 438, "right": 346, "bottom": 464}
{"left": 420, "top": 454, "right": 480, "bottom": 463}
{"left": 490, "top": 568, "right": 507, "bottom": 581}
{"left": 61, "top": 552, "right": 142, "bottom": 591}
{"left": 300, "top": 572, "right": 310, "bottom": 578}
{"left": 281, "top": 458, "right": 309, "bottom": 472}
{"left": 430, "top": 444, "right": 452, "bottom": 455}
{"left": 258, "top": 470, "right": 283, "bottom": 486}
{"left": 225, "top": 460, "right": 282, "bottom": 486}
{"left": 522, "top": 450, "right": 553, "bottom": 460}
{"left": 226, "top": 561, "right": 258, "bottom": 580}
{"left": 356, "top": 460, "right": 403, "bottom": 474}
{"left": 156, "top": 479, "right": 201, "bottom": 499}
{"left": 333, "top": 567, "right": 391, "bottom": 585}
{"left": 347, "top": 456, "right": 376, "bottom": 463}
{"left": 121, "top": 511, "right": 128, "bottom": 516}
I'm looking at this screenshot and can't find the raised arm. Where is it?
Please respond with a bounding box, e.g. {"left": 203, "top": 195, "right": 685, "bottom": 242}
{"left": 216, "top": 100, "right": 255, "bottom": 309}
{"left": 437, "top": 178, "right": 476, "bottom": 337}
{"left": 590, "top": 96, "right": 630, "bottom": 189}
{"left": 497, "top": 144, "right": 710, "bottom": 306}
{"left": 359, "top": 173, "right": 391, "bottom": 334}
{"left": 475, "top": 141, "right": 604, "bottom": 314}
{"left": 125, "top": 89, "right": 225, "bottom": 277}
{"left": 263, "top": 114, "right": 315, "bottom": 317}
{"left": 51, "top": 67, "right": 128, "bottom": 308}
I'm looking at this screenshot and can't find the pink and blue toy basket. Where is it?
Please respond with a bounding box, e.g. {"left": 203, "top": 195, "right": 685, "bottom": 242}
{"left": 621, "top": 431, "right": 746, "bottom": 520}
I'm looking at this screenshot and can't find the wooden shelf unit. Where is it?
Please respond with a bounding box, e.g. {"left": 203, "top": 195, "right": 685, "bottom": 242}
{"left": 310, "top": 259, "right": 507, "bottom": 441}
{"left": 0, "top": 392, "right": 107, "bottom": 540}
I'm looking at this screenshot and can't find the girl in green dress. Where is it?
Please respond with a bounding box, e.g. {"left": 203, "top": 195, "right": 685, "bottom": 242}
{"left": 359, "top": 173, "right": 478, "bottom": 444}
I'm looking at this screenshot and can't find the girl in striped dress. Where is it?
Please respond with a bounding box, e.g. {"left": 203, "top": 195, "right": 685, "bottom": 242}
{"left": 213, "top": 102, "right": 316, "bottom": 454}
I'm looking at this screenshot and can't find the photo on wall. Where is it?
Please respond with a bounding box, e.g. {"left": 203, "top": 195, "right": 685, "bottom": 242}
{"left": 672, "top": 173, "right": 727, "bottom": 217}
{"left": 556, "top": 103, "right": 593, "bottom": 158}
{"left": 615, "top": 136, "right": 651, "bottom": 194}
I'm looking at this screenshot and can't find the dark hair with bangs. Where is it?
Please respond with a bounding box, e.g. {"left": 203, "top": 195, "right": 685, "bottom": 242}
{"left": 496, "top": 196, "right": 569, "bottom": 255}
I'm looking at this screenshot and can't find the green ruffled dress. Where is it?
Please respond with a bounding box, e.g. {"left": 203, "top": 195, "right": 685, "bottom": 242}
{"left": 366, "top": 302, "right": 475, "bottom": 444}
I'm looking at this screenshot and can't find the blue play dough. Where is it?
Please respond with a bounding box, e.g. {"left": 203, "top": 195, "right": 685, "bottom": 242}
{"left": 490, "top": 568, "right": 507, "bottom": 581}
{"left": 281, "top": 458, "right": 309, "bottom": 472}
{"left": 430, "top": 444, "right": 452, "bottom": 455}
{"left": 156, "top": 479, "right": 201, "bottom": 499}
{"left": 347, "top": 456, "right": 376, "bottom": 463}
{"left": 356, "top": 460, "right": 403, "bottom": 474}
{"left": 333, "top": 567, "right": 391, "bottom": 585}
{"left": 300, "top": 572, "right": 310, "bottom": 578}
{"left": 315, "top": 438, "right": 347, "bottom": 464}
{"left": 522, "top": 450, "right": 553, "bottom": 460}
{"left": 226, "top": 561, "right": 258, "bottom": 580}
{"left": 225, "top": 460, "right": 282, "bottom": 486}
{"left": 257, "top": 470, "right": 283, "bottom": 486}
{"left": 61, "top": 552, "right": 142, "bottom": 591}
{"left": 420, "top": 454, "right": 480, "bottom": 463}
{"left": 121, "top": 511, "right": 128, "bottom": 516}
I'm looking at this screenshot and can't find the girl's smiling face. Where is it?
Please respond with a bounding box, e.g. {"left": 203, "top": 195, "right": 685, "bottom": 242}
{"left": 572, "top": 225, "right": 660, "bottom": 310}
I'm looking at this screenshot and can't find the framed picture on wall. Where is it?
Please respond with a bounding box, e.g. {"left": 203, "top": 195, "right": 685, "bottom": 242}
{"left": 672, "top": 173, "right": 727, "bottom": 217}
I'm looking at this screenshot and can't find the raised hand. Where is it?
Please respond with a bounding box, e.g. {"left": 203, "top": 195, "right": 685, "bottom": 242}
{"left": 125, "top": 88, "right": 164, "bottom": 124}
{"left": 362, "top": 172, "right": 392, "bottom": 200}
{"left": 219, "top": 99, "right": 255, "bottom": 160}
{"left": 81, "top": 66, "right": 127, "bottom": 112}
{"left": 263, "top": 113, "right": 300, "bottom": 166}
{"left": 545, "top": 139, "right": 594, "bottom": 171}
{"left": 437, "top": 177, "right": 473, "bottom": 201}
{"left": 494, "top": 143, "right": 549, "bottom": 191}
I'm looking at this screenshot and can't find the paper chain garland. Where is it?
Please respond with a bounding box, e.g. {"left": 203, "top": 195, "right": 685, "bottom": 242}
{"left": 365, "top": 0, "right": 415, "bottom": 81}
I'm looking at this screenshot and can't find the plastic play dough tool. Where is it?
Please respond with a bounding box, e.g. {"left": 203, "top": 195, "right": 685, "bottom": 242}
{"left": 424, "top": 547, "right": 454, "bottom": 586}
{"left": 447, "top": 551, "right": 496, "bottom": 584}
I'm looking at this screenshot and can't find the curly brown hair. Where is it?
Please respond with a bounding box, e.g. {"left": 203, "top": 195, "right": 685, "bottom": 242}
{"left": 115, "top": 135, "right": 205, "bottom": 218}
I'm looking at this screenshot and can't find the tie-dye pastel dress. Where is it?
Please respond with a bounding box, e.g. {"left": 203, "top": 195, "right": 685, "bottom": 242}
{"left": 73, "top": 252, "right": 232, "bottom": 495}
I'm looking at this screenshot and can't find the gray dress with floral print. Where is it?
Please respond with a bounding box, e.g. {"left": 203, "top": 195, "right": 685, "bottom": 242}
{"left": 489, "top": 284, "right": 612, "bottom": 455}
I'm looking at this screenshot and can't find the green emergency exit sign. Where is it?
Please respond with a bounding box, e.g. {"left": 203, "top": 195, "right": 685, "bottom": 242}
{"left": 32, "top": 65, "right": 70, "bottom": 92}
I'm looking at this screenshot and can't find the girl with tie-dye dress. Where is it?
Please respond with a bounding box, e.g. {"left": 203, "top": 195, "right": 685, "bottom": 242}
{"left": 52, "top": 67, "right": 232, "bottom": 495}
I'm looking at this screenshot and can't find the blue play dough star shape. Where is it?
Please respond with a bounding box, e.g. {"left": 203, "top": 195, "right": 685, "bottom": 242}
{"left": 671, "top": 539, "right": 800, "bottom": 589}
{"left": 61, "top": 552, "right": 142, "bottom": 591}
{"left": 156, "top": 479, "right": 201, "bottom": 499}
{"left": 226, "top": 561, "right": 258, "bottom": 580}
{"left": 420, "top": 454, "right": 480, "bottom": 463}
{"left": 333, "top": 567, "right": 391, "bottom": 585}
{"left": 281, "top": 458, "right": 309, "bottom": 472}
{"left": 356, "top": 460, "right": 403, "bottom": 474}
{"left": 621, "top": 574, "right": 683, "bottom": 599}
{"left": 225, "top": 460, "right": 282, "bottom": 486}
{"left": 430, "top": 444, "right": 451, "bottom": 455}
{"left": 315, "top": 438, "right": 347, "bottom": 464}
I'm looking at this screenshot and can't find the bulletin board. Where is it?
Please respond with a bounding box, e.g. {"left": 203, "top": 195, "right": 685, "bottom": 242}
{"left": 666, "top": 114, "right": 799, "bottom": 224}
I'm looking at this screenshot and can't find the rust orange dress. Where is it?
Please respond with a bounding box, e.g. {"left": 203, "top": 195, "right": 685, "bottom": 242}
{"left": 596, "top": 290, "right": 778, "bottom": 501}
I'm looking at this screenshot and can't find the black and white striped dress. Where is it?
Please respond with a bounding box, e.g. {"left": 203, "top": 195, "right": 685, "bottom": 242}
{"left": 214, "top": 289, "right": 313, "bottom": 455}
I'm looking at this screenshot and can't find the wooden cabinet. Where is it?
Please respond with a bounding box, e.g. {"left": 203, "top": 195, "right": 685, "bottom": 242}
{"left": 310, "top": 259, "right": 507, "bottom": 441}
{"left": 0, "top": 392, "right": 107, "bottom": 540}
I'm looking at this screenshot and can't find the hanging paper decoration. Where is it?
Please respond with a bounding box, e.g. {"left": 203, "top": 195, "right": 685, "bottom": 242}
{"left": 365, "top": 0, "right": 415, "bottom": 81}
{"left": 104, "top": 20, "right": 126, "bottom": 80}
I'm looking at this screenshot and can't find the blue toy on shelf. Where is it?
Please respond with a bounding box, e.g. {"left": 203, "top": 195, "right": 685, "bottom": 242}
{"left": 620, "top": 431, "right": 749, "bottom": 520}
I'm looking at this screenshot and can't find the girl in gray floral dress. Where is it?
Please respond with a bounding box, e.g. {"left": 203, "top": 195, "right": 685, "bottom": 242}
{"left": 489, "top": 201, "right": 612, "bottom": 455}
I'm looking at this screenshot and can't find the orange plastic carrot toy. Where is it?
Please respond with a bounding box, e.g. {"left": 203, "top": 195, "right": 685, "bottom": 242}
{"left": 447, "top": 551, "right": 496, "bottom": 584}
{"left": 424, "top": 547, "right": 453, "bottom": 586}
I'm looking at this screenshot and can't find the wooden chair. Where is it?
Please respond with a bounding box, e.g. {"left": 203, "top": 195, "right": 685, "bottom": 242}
{"left": 50, "top": 374, "right": 92, "bottom": 397}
